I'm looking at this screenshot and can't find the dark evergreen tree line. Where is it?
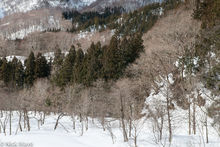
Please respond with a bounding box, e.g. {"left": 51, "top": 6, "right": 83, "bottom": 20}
{"left": 62, "top": 7, "right": 125, "bottom": 32}
{"left": 115, "top": 0, "right": 181, "bottom": 36}
{"left": 62, "top": 1, "right": 181, "bottom": 35}
{"left": 53, "top": 33, "right": 144, "bottom": 87}
{"left": 46, "top": 28, "right": 61, "bottom": 32}
{"left": 0, "top": 52, "right": 51, "bottom": 89}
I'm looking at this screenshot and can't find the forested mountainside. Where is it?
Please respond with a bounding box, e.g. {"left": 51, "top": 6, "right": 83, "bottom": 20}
{"left": 0, "top": 0, "right": 219, "bottom": 147}
{"left": 0, "top": 0, "right": 163, "bottom": 56}
{"left": 0, "top": 0, "right": 96, "bottom": 16}
{"left": 0, "top": 0, "right": 162, "bottom": 16}
{"left": 0, "top": 0, "right": 180, "bottom": 88}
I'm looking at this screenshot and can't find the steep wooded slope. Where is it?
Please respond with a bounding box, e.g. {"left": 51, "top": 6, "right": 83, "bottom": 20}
{"left": 128, "top": 4, "right": 201, "bottom": 80}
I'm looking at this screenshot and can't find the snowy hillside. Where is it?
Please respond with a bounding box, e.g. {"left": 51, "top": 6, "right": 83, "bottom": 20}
{"left": 86, "top": 0, "right": 163, "bottom": 11}
{"left": 0, "top": 0, "right": 163, "bottom": 40}
{"left": 0, "top": 8, "right": 68, "bottom": 40}
{"left": 0, "top": 0, "right": 163, "bottom": 18}
{"left": 0, "top": 0, "right": 97, "bottom": 16}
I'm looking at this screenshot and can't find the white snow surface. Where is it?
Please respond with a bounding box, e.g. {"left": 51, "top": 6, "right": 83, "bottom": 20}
{"left": 0, "top": 110, "right": 219, "bottom": 147}
{"left": 6, "top": 55, "right": 27, "bottom": 65}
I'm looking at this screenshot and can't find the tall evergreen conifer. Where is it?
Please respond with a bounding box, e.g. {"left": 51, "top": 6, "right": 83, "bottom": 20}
{"left": 35, "top": 53, "right": 50, "bottom": 78}
{"left": 25, "top": 52, "right": 36, "bottom": 87}
{"left": 73, "top": 48, "right": 85, "bottom": 84}
{"left": 103, "top": 36, "right": 123, "bottom": 80}
{"left": 0, "top": 58, "right": 10, "bottom": 85}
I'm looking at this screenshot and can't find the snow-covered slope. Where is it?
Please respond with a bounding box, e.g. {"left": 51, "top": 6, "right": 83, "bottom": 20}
{"left": 0, "top": 0, "right": 97, "bottom": 17}
{"left": 0, "top": 0, "right": 163, "bottom": 18}
{"left": 0, "top": 0, "right": 163, "bottom": 40}
{"left": 0, "top": 8, "right": 70, "bottom": 40}
{"left": 86, "top": 0, "right": 163, "bottom": 12}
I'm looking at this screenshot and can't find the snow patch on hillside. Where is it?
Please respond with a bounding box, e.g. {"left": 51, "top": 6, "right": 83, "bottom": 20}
{"left": 6, "top": 55, "right": 27, "bottom": 65}
{"left": 4, "top": 16, "right": 61, "bottom": 40}
{"left": 0, "top": 0, "right": 40, "bottom": 15}
{"left": 0, "top": 56, "right": 26, "bottom": 65}
{"left": 3, "top": 53, "right": 54, "bottom": 65}
{"left": 0, "top": 0, "right": 97, "bottom": 17}
{"left": 77, "top": 31, "right": 93, "bottom": 40}
{"left": 6, "top": 25, "right": 45, "bottom": 40}
{"left": 1, "top": 14, "right": 62, "bottom": 40}
{"left": 43, "top": 52, "right": 55, "bottom": 62}
{"left": 2, "top": 52, "right": 68, "bottom": 66}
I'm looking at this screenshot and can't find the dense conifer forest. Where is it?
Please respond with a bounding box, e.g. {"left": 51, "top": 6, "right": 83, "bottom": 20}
{"left": 0, "top": 33, "right": 143, "bottom": 88}
{"left": 62, "top": 0, "right": 181, "bottom": 35}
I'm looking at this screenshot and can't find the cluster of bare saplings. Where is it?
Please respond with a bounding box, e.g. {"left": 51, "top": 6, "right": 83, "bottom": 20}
{"left": 0, "top": 77, "right": 147, "bottom": 145}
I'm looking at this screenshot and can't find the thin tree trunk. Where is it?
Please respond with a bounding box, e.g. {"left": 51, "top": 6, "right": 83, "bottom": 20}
{"left": 120, "top": 92, "right": 128, "bottom": 142}
{"left": 134, "top": 129, "right": 137, "bottom": 147}
{"left": 54, "top": 113, "right": 64, "bottom": 130}
{"left": 160, "top": 115, "right": 164, "bottom": 140}
{"left": 71, "top": 114, "right": 75, "bottom": 130}
{"left": 91, "top": 96, "right": 94, "bottom": 124}
{"left": 19, "top": 111, "right": 22, "bottom": 132}
{"left": 42, "top": 112, "right": 45, "bottom": 125}
{"left": 129, "top": 118, "right": 132, "bottom": 138}
{"left": 101, "top": 115, "right": 105, "bottom": 131}
{"left": 26, "top": 110, "right": 30, "bottom": 131}
{"left": 206, "top": 116, "right": 208, "bottom": 143}
{"left": 129, "top": 105, "right": 132, "bottom": 137}
{"left": 81, "top": 121, "right": 84, "bottom": 136}
{"left": 193, "top": 97, "right": 196, "bottom": 135}
{"left": 86, "top": 116, "right": 88, "bottom": 131}
{"left": 23, "top": 110, "right": 26, "bottom": 129}
{"left": 166, "top": 95, "right": 172, "bottom": 143}
{"left": 39, "top": 112, "right": 42, "bottom": 126}
{"left": 9, "top": 110, "right": 12, "bottom": 135}
{"left": 188, "top": 102, "right": 191, "bottom": 135}
{"left": 79, "top": 113, "right": 82, "bottom": 122}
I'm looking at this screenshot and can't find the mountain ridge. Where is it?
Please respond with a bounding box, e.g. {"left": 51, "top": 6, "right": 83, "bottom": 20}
{"left": 0, "top": 0, "right": 163, "bottom": 18}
